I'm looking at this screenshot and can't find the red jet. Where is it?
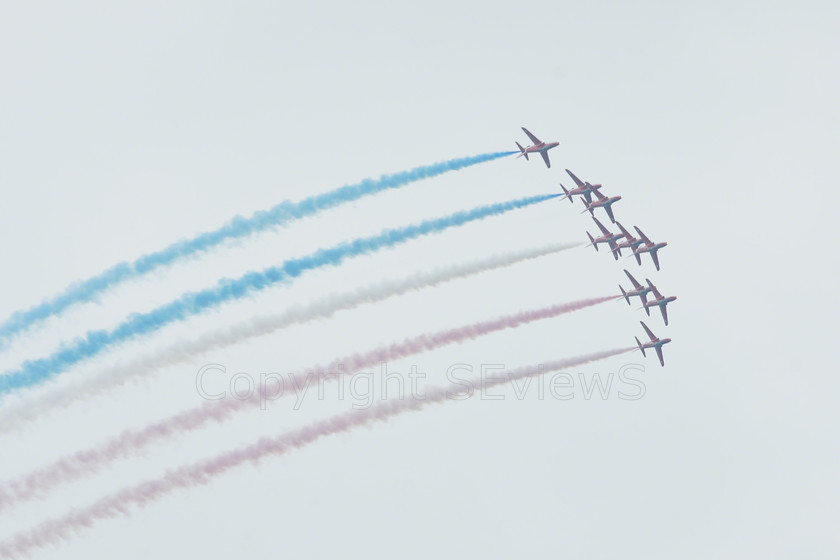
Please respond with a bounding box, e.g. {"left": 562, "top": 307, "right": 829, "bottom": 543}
{"left": 611, "top": 222, "right": 645, "bottom": 265}
{"left": 515, "top": 127, "right": 560, "bottom": 168}
{"left": 560, "top": 169, "right": 603, "bottom": 204}
{"left": 581, "top": 189, "right": 622, "bottom": 224}
{"left": 619, "top": 269, "right": 652, "bottom": 306}
{"left": 641, "top": 280, "right": 677, "bottom": 325}
{"left": 635, "top": 321, "right": 671, "bottom": 367}
{"left": 586, "top": 217, "right": 625, "bottom": 260}
{"left": 631, "top": 226, "right": 668, "bottom": 271}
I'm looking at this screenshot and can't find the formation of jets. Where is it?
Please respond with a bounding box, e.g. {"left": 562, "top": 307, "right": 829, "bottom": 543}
{"left": 516, "top": 127, "right": 676, "bottom": 366}
{"left": 617, "top": 270, "right": 676, "bottom": 325}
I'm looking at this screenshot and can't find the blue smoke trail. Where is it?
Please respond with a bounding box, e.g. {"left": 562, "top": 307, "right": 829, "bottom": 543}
{"left": 0, "top": 193, "right": 557, "bottom": 396}
{"left": 0, "top": 151, "right": 516, "bottom": 343}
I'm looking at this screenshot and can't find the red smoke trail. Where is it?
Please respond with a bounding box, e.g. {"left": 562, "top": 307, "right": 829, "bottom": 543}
{"left": 0, "top": 346, "right": 631, "bottom": 558}
{"left": 0, "top": 296, "right": 616, "bottom": 513}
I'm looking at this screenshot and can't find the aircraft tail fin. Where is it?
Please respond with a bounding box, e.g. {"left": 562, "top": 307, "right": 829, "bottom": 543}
{"left": 587, "top": 232, "right": 597, "bottom": 251}
{"left": 516, "top": 142, "right": 529, "bottom": 160}
{"left": 560, "top": 183, "right": 573, "bottom": 203}
{"left": 620, "top": 285, "right": 629, "bottom": 305}
{"left": 635, "top": 337, "right": 646, "bottom": 356}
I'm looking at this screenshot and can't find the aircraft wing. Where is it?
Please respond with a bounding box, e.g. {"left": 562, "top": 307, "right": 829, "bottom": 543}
{"left": 624, "top": 269, "right": 643, "bottom": 289}
{"left": 616, "top": 222, "right": 634, "bottom": 241}
{"left": 661, "top": 304, "right": 669, "bottom": 326}
{"left": 634, "top": 226, "right": 652, "bottom": 245}
{"left": 566, "top": 169, "right": 585, "bottom": 188}
{"left": 540, "top": 151, "right": 551, "bottom": 168}
{"left": 655, "top": 345, "right": 665, "bottom": 366}
{"left": 646, "top": 279, "right": 663, "bottom": 299}
{"left": 607, "top": 239, "right": 620, "bottom": 259}
{"left": 640, "top": 321, "right": 656, "bottom": 341}
{"left": 593, "top": 217, "right": 610, "bottom": 236}
{"left": 604, "top": 204, "right": 616, "bottom": 224}
{"left": 592, "top": 189, "right": 606, "bottom": 201}
{"left": 521, "top": 127, "right": 542, "bottom": 145}
{"left": 650, "top": 250, "right": 661, "bottom": 271}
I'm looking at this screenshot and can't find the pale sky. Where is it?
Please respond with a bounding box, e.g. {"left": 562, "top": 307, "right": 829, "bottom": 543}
{"left": 1, "top": 1, "right": 838, "bottom": 558}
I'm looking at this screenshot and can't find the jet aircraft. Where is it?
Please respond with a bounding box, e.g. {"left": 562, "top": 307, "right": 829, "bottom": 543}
{"left": 641, "top": 279, "right": 677, "bottom": 325}
{"left": 560, "top": 169, "right": 602, "bottom": 204}
{"left": 515, "top": 127, "right": 559, "bottom": 168}
{"left": 619, "top": 269, "right": 652, "bottom": 306}
{"left": 635, "top": 321, "right": 671, "bottom": 367}
{"left": 586, "top": 217, "right": 624, "bottom": 260}
{"left": 611, "top": 222, "right": 645, "bottom": 265}
{"left": 631, "top": 226, "right": 668, "bottom": 271}
{"left": 581, "top": 189, "right": 622, "bottom": 223}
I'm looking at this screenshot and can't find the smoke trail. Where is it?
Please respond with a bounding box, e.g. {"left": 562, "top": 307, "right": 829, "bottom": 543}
{"left": 0, "top": 243, "right": 579, "bottom": 432}
{"left": 0, "top": 151, "right": 515, "bottom": 343}
{"left": 0, "top": 295, "right": 613, "bottom": 511}
{"left": 0, "top": 347, "right": 631, "bottom": 558}
{"left": 0, "top": 193, "right": 556, "bottom": 397}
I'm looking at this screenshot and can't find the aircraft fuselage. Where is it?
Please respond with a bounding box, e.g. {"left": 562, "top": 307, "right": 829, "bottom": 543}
{"left": 645, "top": 296, "right": 677, "bottom": 309}
{"left": 629, "top": 286, "right": 652, "bottom": 298}
{"left": 570, "top": 185, "right": 597, "bottom": 196}
{"left": 523, "top": 141, "right": 559, "bottom": 155}
{"left": 637, "top": 241, "right": 667, "bottom": 255}
{"left": 616, "top": 238, "right": 644, "bottom": 251}
{"left": 642, "top": 338, "right": 671, "bottom": 350}
{"left": 593, "top": 232, "right": 624, "bottom": 245}
{"left": 590, "top": 196, "right": 621, "bottom": 209}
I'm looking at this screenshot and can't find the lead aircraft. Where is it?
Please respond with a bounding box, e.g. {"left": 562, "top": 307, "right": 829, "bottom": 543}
{"left": 515, "top": 127, "right": 559, "bottom": 168}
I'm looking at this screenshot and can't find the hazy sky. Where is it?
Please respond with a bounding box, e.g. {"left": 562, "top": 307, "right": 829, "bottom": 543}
{"left": 1, "top": 1, "right": 838, "bottom": 558}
